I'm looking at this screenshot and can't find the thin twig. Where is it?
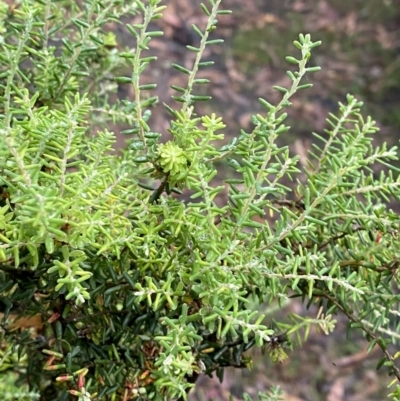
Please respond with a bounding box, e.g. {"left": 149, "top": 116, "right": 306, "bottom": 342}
{"left": 323, "top": 292, "right": 400, "bottom": 383}
{"left": 149, "top": 175, "right": 169, "bottom": 204}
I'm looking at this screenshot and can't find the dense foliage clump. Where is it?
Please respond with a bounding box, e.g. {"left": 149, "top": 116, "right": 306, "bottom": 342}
{"left": 1, "top": 1, "right": 400, "bottom": 400}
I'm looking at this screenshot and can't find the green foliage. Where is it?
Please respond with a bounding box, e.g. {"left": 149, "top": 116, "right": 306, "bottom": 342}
{"left": 242, "top": 386, "right": 284, "bottom": 401}
{"left": 1, "top": 0, "right": 400, "bottom": 400}
{"left": 0, "top": 372, "right": 39, "bottom": 400}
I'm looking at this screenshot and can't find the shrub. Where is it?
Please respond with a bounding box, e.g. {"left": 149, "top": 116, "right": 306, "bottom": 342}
{"left": 1, "top": 0, "right": 400, "bottom": 400}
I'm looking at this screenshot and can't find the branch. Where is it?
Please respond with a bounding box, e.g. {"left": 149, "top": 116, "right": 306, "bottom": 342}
{"left": 323, "top": 293, "right": 400, "bottom": 383}
{"left": 149, "top": 174, "right": 169, "bottom": 204}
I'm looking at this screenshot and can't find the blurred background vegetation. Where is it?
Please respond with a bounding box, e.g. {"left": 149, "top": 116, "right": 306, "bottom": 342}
{"left": 117, "top": 0, "right": 400, "bottom": 150}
